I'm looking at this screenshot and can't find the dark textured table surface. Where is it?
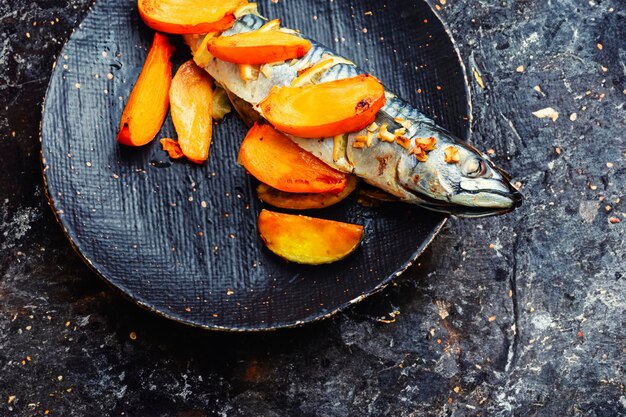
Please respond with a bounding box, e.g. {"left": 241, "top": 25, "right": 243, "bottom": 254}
{"left": 1, "top": 0, "right": 624, "bottom": 416}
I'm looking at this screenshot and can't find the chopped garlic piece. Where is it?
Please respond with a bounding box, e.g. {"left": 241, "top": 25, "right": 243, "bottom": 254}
{"left": 377, "top": 124, "right": 395, "bottom": 142}
{"left": 260, "top": 64, "right": 273, "bottom": 78}
{"left": 393, "top": 127, "right": 406, "bottom": 136}
{"left": 367, "top": 122, "right": 379, "bottom": 132}
{"left": 239, "top": 64, "right": 260, "bottom": 81}
{"left": 395, "top": 136, "right": 411, "bottom": 149}
{"left": 354, "top": 132, "right": 374, "bottom": 147}
{"left": 444, "top": 146, "right": 460, "bottom": 163}
{"left": 409, "top": 146, "right": 428, "bottom": 162}
{"left": 415, "top": 136, "right": 437, "bottom": 151}
{"left": 333, "top": 134, "right": 348, "bottom": 162}
{"left": 399, "top": 119, "right": 413, "bottom": 130}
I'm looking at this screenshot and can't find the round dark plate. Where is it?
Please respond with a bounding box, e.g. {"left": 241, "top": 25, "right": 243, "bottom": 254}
{"left": 41, "top": 0, "right": 470, "bottom": 331}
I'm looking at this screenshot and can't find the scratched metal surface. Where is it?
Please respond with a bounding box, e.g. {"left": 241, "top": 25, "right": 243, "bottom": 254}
{"left": 39, "top": 0, "right": 469, "bottom": 330}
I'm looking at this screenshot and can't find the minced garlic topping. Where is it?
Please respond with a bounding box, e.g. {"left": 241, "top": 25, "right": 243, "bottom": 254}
{"left": 409, "top": 145, "right": 428, "bottom": 162}
{"left": 415, "top": 136, "right": 436, "bottom": 151}
{"left": 444, "top": 146, "right": 460, "bottom": 163}
{"left": 377, "top": 124, "right": 395, "bottom": 142}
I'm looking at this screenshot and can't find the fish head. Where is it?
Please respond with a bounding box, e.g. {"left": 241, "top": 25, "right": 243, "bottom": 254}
{"left": 397, "top": 131, "right": 522, "bottom": 217}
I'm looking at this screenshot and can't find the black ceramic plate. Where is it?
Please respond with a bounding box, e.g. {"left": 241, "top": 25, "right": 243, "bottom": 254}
{"left": 41, "top": 0, "right": 470, "bottom": 331}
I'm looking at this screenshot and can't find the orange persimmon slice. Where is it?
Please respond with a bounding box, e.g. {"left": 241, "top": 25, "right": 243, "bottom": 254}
{"left": 138, "top": 0, "right": 246, "bottom": 34}
{"left": 258, "top": 209, "right": 364, "bottom": 265}
{"left": 169, "top": 60, "right": 214, "bottom": 164}
{"left": 160, "top": 138, "right": 184, "bottom": 159}
{"left": 118, "top": 33, "right": 174, "bottom": 147}
{"left": 258, "top": 74, "right": 386, "bottom": 138}
{"left": 257, "top": 176, "right": 359, "bottom": 210}
{"left": 207, "top": 29, "right": 312, "bottom": 65}
{"left": 239, "top": 123, "right": 348, "bottom": 194}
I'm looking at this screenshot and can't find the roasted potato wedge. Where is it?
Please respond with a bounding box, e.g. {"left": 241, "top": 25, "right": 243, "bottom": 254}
{"left": 258, "top": 209, "right": 364, "bottom": 265}
{"left": 239, "top": 123, "right": 348, "bottom": 194}
{"left": 258, "top": 74, "right": 386, "bottom": 138}
{"left": 257, "top": 176, "right": 358, "bottom": 210}
{"left": 118, "top": 33, "right": 174, "bottom": 147}
{"left": 170, "top": 60, "right": 214, "bottom": 163}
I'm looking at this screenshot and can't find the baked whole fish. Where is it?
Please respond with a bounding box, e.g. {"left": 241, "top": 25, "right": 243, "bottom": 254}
{"left": 196, "top": 9, "right": 522, "bottom": 217}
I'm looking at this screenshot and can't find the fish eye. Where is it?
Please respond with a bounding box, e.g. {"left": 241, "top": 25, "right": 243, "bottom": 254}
{"left": 463, "top": 158, "right": 487, "bottom": 177}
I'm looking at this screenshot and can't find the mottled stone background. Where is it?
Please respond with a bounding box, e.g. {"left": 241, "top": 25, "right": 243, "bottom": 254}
{"left": 0, "top": 0, "right": 624, "bottom": 416}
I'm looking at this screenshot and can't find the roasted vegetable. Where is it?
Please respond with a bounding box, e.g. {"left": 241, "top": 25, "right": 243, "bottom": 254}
{"left": 239, "top": 123, "right": 348, "bottom": 194}
{"left": 257, "top": 209, "right": 364, "bottom": 265}
{"left": 138, "top": 0, "right": 246, "bottom": 34}
{"left": 169, "top": 60, "right": 214, "bottom": 163}
{"left": 258, "top": 74, "right": 386, "bottom": 138}
{"left": 257, "top": 176, "right": 358, "bottom": 210}
{"left": 118, "top": 33, "right": 174, "bottom": 147}
{"left": 207, "top": 27, "right": 312, "bottom": 65}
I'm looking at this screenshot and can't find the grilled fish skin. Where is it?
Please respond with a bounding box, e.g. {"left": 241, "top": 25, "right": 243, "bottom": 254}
{"left": 199, "top": 11, "right": 522, "bottom": 217}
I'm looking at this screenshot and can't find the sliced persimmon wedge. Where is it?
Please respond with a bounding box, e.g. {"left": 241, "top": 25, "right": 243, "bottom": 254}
{"left": 169, "top": 60, "right": 214, "bottom": 164}
{"left": 257, "top": 175, "right": 358, "bottom": 210}
{"left": 239, "top": 123, "right": 347, "bottom": 194}
{"left": 207, "top": 27, "right": 312, "bottom": 65}
{"left": 258, "top": 209, "right": 364, "bottom": 265}
{"left": 258, "top": 74, "right": 386, "bottom": 138}
{"left": 118, "top": 33, "right": 174, "bottom": 147}
{"left": 138, "top": 0, "right": 246, "bottom": 34}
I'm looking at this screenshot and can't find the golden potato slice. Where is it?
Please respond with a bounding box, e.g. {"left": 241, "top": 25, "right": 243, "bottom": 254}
{"left": 170, "top": 60, "right": 214, "bottom": 163}
{"left": 258, "top": 209, "right": 363, "bottom": 265}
